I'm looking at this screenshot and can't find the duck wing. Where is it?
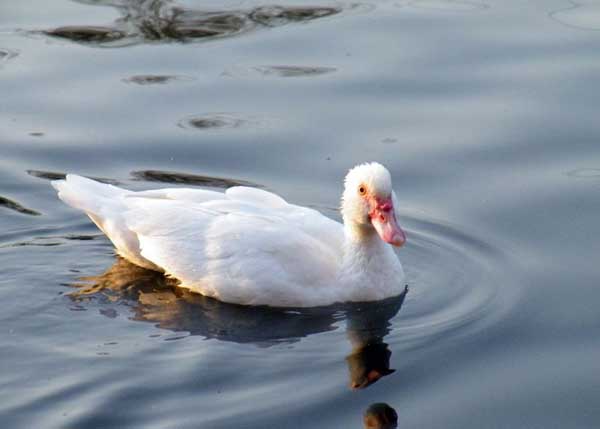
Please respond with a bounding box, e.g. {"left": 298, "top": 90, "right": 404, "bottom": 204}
{"left": 124, "top": 186, "right": 344, "bottom": 306}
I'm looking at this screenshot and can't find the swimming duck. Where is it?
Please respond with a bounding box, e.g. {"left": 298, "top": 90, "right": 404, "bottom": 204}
{"left": 53, "top": 162, "right": 406, "bottom": 307}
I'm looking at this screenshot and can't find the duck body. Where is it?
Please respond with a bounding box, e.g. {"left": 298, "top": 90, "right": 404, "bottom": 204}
{"left": 53, "top": 163, "right": 406, "bottom": 307}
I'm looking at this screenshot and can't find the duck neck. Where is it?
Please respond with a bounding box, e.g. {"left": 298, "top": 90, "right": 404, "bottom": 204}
{"left": 337, "top": 220, "right": 405, "bottom": 301}
{"left": 344, "top": 221, "right": 382, "bottom": 252}
{"left": 340, "top": 222, "right": 392, "bottom": 278}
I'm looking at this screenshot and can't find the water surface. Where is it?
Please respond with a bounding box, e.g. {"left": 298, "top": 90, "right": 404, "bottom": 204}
{"left": 1, "top": 0, "right": 600, "bottom": 428}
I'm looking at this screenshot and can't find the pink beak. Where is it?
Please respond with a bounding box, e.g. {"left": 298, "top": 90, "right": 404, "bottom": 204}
{"left": 369, "top": 197, "right": 406, "bottom": 247}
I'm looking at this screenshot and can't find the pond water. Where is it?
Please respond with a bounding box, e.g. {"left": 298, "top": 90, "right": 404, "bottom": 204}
{"left": 1, "top": 0, "right": 600, "bottom": 428}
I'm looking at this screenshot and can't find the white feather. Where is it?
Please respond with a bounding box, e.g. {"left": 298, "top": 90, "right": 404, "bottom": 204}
{"left": 52, "top": 163, "right": 405, "bottom": 307}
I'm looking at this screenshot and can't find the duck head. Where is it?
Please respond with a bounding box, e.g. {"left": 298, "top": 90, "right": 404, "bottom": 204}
{"left": 342, "top": 162, "right": 406, "bottom": 246}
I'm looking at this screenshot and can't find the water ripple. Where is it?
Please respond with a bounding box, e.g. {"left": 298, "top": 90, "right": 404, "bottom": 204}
{"left": 41, "top": 1, "right": 343, "bottom": 47}
{"left": 248, "top": 5, "right": 340, "bottom": 26}
{"left": 44, "top": 26, "right": 127, "bottom": 43}
{"left": 549, "top": 1, "right": 600, "bottom": 31}
{"left": 225, "top": 64, "right": 337, "bottom": 78}
{"left": 392, "top": 213, "right": 510, "bottom": 345}
{"left": 0, "top": 195, "right": 40, "bottom": 216}
{"left": 122, "top": 74, "right": 195, "bottom": 85}
{"left": 130, "top": 169, "right": 260, "bottom": 187}
{"left": 26, "top": 169, "right": 121, "bottom": 185}
{"left": 0, "top": 48, "right": 18, "bottom": 64}
{"left": 177, "top": 113, "right": 247, "bottom": 130}
{"left": 176, "top": 112, "right": 275, "bottom": 131}
{"left": 0, "top": 234, "right": 101, "bottom": 249}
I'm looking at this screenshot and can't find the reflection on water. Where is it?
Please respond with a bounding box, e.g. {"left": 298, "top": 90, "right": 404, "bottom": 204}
{"left": 71, "top": 258, "right": 338, "bottom": 345}
{"left": 1, "top": 234, "right": 99, "bottom": 249}
{"left": 347, "top": 342, "right": 395, "bottom": 389}
{"left": 252, "top": 65, "right": 336, "bottom": 77}
{"left": 45, "top": 25, "right": 126, "bottom": 43}
{"left": 0, "top": 48, "right": 18, "bottom": 66}
{"left": 26, "top": 168, "right": 259, "bottom": 189}
{"left": 42, "top": 0, "right": 341, "bottom": 47}
{"left": 225, "top": 64, "right": 337, "bottom": 78}
{"left": 176, "top": 112, "right": 278, "bottom": 131}
{"left": 363, "top": 403, "right": 398, "bottom": 429}
{"left": 177, "top": 112, "right": 251, "bottom": 130}
{"left": 122, "top": 74, "right": 194, "bottom": 85}
{"left": 26, "top": 169, "right": 121, "bottom": 185}
{"left": 549, "top": 1, "right": 600, "bottom": 31}
{"left": 130, "top": 169, "right": 260, "bottom": 187}
{"left": 26, "top": 169, "right": 68, "bottom": 181}
{"left": 0, "top": 195, "right": 41, "bottom": 216}
{"left": 1, "top": 0, "right": 599, "bottom": 426}
{"left": 71, "top": 257, "right": 406, "bottom": 387}
{"left": 346, "top": 287, "right": 407, "bottom": 389}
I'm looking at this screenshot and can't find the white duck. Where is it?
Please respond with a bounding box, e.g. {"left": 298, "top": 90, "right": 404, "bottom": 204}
{"left": 53, "top": 162, "right": 406, "bottom": 307}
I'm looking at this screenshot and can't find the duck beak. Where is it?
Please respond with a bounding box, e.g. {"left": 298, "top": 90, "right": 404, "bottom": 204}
{"left": 369, "top": 197, "right": 406, "bottom": 247}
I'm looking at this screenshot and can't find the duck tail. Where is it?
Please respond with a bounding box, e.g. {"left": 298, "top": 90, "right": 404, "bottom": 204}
{"left": 52, "top": 174, "right": 129, "bottom": 215}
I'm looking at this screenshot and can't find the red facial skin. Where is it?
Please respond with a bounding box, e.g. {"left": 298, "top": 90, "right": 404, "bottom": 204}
{"left": 367, "top": 195, "right": 406, "bottom": 247}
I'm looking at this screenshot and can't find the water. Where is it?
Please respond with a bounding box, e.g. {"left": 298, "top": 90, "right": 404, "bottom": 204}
{"left": 1, "top": 0, "right": 599, "bottom": 427}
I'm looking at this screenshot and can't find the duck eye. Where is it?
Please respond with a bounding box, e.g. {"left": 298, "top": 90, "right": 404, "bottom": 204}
{"left": 358, "top": 185, "right": 367, "bottom": 196}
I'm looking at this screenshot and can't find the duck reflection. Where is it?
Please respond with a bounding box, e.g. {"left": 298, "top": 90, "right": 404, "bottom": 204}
{"left": 71, "top": 257, "right": 407, "bottom": 387}
{"left": 43, "top": 0, "right": 341, "bottom": 47}
{"left": 363, "top": 403, "right": 398, "bottom": 429}
{"left": 346, "top": 289, "right": 406, "bottom": 389}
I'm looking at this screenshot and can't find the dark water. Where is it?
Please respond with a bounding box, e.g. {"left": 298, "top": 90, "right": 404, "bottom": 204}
{"left": 1, "top": 0, "right": 600, "bottom": 427}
